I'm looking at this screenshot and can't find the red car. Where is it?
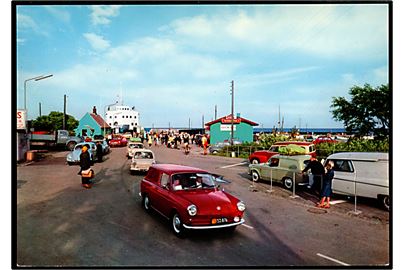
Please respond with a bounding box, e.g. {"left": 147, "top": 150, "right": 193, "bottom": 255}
{"left": 140, "top": 164, "right": 246, "bottom": 237}
{"left": 249, "top": 141, "right": 316, "bottom": 164}
{"left": 108, "top": 135, "right": 127, "bottom": 147}
{"left": 313, "top": 136, "right": 338, "bottom": 145}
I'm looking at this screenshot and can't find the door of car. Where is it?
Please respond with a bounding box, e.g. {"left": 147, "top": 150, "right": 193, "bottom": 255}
{"left": 329, "top": 159, "right": 355, "bottom": 196}
{"left": 152, "top": 173, "right": 174, "bottom": 218}
{"left": 266, "top": 157, "right": 282, "bottom": 182}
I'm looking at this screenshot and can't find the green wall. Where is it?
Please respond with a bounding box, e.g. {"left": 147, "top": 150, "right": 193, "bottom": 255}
{"left": 75, "top": 113, "right": 103, "bottom": 137}
{"left": 209, "top": 122, "right": 254, "bottom": 144}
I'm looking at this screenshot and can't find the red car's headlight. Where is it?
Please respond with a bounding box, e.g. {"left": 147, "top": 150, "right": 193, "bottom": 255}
{"left": 187, "top": 205, "right": 197, "bottom": 216}
{"left": 237, "top": 201, "right": 246, "bottom": 212}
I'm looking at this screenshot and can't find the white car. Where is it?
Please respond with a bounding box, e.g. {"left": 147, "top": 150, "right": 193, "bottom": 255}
{"left": 126, "top": 142, "right": 145, "bottom": 158}
{"left": 130, "top": 149, "right": 155, "bottom": 173}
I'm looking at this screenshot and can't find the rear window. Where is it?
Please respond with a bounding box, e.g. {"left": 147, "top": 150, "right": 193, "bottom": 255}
{"left": 134, "top": 151, "right": 153, "bottom": 159}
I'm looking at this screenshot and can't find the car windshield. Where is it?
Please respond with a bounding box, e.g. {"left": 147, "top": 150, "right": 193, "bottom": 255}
{"left": 171, "top": 173, "right": 216, "bottom": 190}
{"left": 133, "top": 151, "right": 153, "bottom": 159}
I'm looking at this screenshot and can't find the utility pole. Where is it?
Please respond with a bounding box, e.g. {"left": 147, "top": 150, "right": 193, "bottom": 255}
{"left": 63, "top": 94, "right": 67, "bottom": 130}
{"left": 39, "top": 102, "right": 42, "bottom": 117}
{"left": 230, "top": 80, "right": 234, "bottom": 145}
{"left": 278, "top": 104, "right": 281, "bottom": 131}
{"left": 215, "top": 105, "right": 217, "bottom": 120}
{"left": 189, "top": 118, "right": 191, "bottom": 130}
{"left": 202, "top": 115, "right": 204, "bottom": 129}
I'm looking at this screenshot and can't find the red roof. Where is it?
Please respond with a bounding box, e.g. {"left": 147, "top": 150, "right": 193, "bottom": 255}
{"left": 150, "top": 164, "right": 208, "bottom": 175}
{"left": 205, "top": 114, "right": 258, "bottom": 127}
{"left": 90, "top": 113, "right": 110, "bottom": 129}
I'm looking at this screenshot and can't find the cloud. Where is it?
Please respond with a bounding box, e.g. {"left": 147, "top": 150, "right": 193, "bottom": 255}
{"left": 17, "top": 13, "right": 48, "bottom": 36}
{"left": 44, "top": 6, "right": 71, "bottom": 23}
{"left": 163, "top": 5, "right": 388, "bottom": 59}
{"left": 89, "top": 5, "right": 121, "bottom": 25}
{"left": 83, "top": 33, "right": 111, "bottom": 51}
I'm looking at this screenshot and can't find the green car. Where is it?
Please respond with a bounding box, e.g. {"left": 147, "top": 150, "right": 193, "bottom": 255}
{"left": 248, "top": 154, "right": 311, "bottom": 190}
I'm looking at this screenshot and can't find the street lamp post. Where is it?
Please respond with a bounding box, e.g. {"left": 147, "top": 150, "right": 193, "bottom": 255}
{"left": 24, "top": 74, "right": 53, "bottom": 112}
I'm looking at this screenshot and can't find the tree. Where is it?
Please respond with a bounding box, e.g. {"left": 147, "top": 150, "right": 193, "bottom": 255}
{"left": 330, "top": 84, "right": 390, "bottom": 139}
{"left": 32, "top": 111, "right": 79, "bottom": 133}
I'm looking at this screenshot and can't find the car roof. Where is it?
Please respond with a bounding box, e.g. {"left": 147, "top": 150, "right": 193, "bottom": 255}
{"left": 150, "top": 164, "right": 208, "bottom": 175}
{"left": 327, "top": 152, "right": 388, "bottom": 161}
{"left": 77, "top": 142, "right": 95, "bottom": 146}
{"left": 272, "top": 141, "right": 313, "bottom": 146}
{"left": 271, "top": 154, "right": 312, "bottom": 160}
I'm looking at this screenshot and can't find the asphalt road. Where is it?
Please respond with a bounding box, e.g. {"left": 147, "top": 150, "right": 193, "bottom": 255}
{"left": 16, "top": 144, "right": 390, "bottom": 267}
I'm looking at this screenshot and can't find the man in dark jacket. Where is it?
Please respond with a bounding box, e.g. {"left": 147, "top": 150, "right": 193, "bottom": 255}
{"left": 96, "top": 141, "right": 103, "bottom": 162}
{"left": 79, "top": 146, "right": 92, "bottom": 189}
{"left": 302, "top": 157, "right": 325, "bottom": 195}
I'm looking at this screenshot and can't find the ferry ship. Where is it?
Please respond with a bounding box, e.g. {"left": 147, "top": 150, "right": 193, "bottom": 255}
{"left": 105, "top": 102, "right": 141, "bottom": 134}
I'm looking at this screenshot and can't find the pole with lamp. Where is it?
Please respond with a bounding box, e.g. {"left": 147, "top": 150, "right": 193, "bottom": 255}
{"left": 24, "top": 74, "right": 53, "bottom": 114}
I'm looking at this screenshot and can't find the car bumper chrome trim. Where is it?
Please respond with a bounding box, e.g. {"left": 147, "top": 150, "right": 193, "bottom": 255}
{"left": 182, "top": 219, "right": 245, "bottom": 230}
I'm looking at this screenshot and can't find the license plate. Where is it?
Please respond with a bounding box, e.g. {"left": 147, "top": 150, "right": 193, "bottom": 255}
{"left": 212, "top": 218, "right": 228, "bottom": 224}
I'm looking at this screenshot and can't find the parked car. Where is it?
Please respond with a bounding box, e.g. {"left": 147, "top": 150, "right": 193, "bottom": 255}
{"left": 66, "top": 142, "right": 97, "bottom": 165}
{"left": 313, "top": 136, "right": 338, "bottom": 145}
{"left": 130, "top": 149, "right": 155, "bottom": 173}
{"left": 108, "top": 134, "right": 128, "bottom": 147}
{"left": 249, "top": 141, "right": 316, "bottom": 164}
{"left": 140, "top": 164, "right": 246, "bottom": 237}
{"left": 208, "top": 140, "right": 242, "bottom": 154}
{"left": 127, "top": 142, "right": 145, "bottom": 158}
{"left": 324, "top": 152, "right": 389, "bottom": 210}
{"left": 248, "top": 154, "right": 311, "bottom": 189}
{"left": 93, "top": 139, "right": 110, "bottom": 154}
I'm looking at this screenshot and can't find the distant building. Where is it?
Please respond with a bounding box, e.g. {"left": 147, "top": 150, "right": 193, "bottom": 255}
{"left": 105, "top": 104, "right": 141, "bottom": 133}
{"left": 205, "top": 114, "right": 258, "bottom": 144}
{"left": 75, "top": 106, "right": 110, "bottom": 137}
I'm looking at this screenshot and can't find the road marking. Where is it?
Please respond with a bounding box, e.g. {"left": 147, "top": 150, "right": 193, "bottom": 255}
{"left": 220, "top": 162, "right": 248, "bottom": 169}
{"left": 241, "top": 224, "right": 254, "bottom": 229}
{"left": 316, "top": 253, "right": 350, "bottom": 266}
{"left": 329, "top": 200, "right": 348, "bottom": 205}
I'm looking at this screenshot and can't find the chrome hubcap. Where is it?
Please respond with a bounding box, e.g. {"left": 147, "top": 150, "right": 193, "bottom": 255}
{"left": 173, "top": 215, "right": 181, "bottom": 233}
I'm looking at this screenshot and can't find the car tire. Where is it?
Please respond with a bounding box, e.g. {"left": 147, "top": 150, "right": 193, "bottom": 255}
{"left": 142, "top": 194, "right": 151, "bottom": 213}
{"left": 251, "top": 171, "right": 260, "bottom": 182}
{"left": 171, "top": 212, "right": 187, "bottom": 238}
{"left": 379, "top": 195, "right": 390, "bottom": 211}
{"left": 283, "top": 177, "right": 293, "bottom": 190}
{"left": 67, "top": 162, "right": 74, "bottom": 166}
{"left": 251, "top": 158, "right": 260, "bottom": 164}
{"left": 67, "top": 142, "right": 76, "bottom": 151}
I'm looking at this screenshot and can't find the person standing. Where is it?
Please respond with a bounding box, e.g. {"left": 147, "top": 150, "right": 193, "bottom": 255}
{"left": 302, "top": 156, "right": 325, "bottom": 195}
{"left": 79, "top": 146, "right": 93, "bottom": 189}
{"left": 96, "top": 141, "right": 103, "bottom": 162}
{"left": 317, "top": 161, "right": 335, "bottom": 208}
{"left": 201, "top": 134, "right": 208, "bottom": 155}
{"left": 148, "top": 134, "right": 153, "bottom": 148}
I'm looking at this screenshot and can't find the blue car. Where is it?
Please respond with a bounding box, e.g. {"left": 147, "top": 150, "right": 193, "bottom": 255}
{"left": 66, "top": 142, "right": 97, "bottom": 165}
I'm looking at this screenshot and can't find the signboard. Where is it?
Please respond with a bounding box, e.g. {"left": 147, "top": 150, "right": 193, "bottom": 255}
{"left": 221, "top": 115, "right": 241, "bottom": 124}
{"left": 17, "top": 110, "right": 27, "bottom": 130}
{"left": 220, "top": 125, "right": 236, "bottom": 131}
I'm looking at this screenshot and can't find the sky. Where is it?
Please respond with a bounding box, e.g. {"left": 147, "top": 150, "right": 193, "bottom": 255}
{"left": 15, "top": 3, "right": 389, "bottom": 129}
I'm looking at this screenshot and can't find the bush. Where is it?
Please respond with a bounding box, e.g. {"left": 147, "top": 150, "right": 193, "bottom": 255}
{"left": 316, "top": 138, "right": 389, "bottom": 160}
